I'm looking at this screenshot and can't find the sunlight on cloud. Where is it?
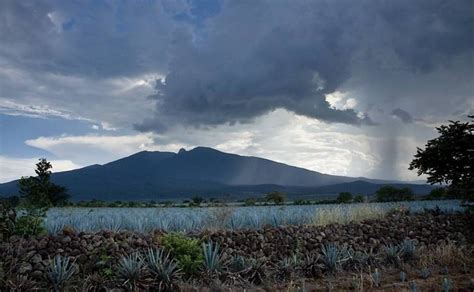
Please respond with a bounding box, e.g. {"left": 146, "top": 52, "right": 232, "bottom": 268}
{"left": 0, "top": 156, "right": 80, "bottom": 183}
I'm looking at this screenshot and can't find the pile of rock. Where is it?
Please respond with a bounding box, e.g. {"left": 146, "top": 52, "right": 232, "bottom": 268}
{"left": 1, "top": 211, "right": 471, "bottom": 281}
{"left": 202, "top": 212, "right": 473, "bottom": 261}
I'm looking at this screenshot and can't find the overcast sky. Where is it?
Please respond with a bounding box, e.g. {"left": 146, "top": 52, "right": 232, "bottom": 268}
{"left": 0, "top": 0, "right": 473, "bottom": 183}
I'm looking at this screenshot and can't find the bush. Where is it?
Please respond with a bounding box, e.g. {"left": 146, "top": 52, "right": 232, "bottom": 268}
{"left": 337, "top": 192, "right": 353, "bottom": 203}
{"left": 161, "top": 233, "right": 203, "bottom": 277}
{"left": 376, "top": 186, "right": 414, "bottom": 202}
{"left": 354, "top": 195, "right": 365, "bottom": 203}
{"left": 14, "top": 215, "right": 46, "bottom": 236}
{"left": 264, "top": 191, "right": 286, "bottom": 205}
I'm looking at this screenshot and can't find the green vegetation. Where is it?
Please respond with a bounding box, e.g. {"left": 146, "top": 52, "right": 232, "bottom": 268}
{"left": 376, "top": 186, "right": 414, "bottom": 202}
{"left": 336, "top": 192, "right": 353, "bottom": 203}
{"left": 161, "top": 233, "right": 203, "bottom": 277}
{"left": 264, "top": 191, "right": 286, "bottom": 205}
{"left": 409, "top": 117, "right": 473, "bottom": 201}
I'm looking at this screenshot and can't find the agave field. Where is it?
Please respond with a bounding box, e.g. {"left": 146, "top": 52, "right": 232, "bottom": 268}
{"left": 43, "top": 200, "right": 463, "bottom": 234}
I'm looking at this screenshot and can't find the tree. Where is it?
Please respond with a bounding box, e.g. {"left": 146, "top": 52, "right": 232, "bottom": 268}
{"left": 409, "top": 118, "right": 473, "bottom": 201}
{"left": 354, "top": 194, "right": 365, "bottom": 203}
{"left": 190, "top": 196, "right": 204, "bottom": 206}
{"left": 18, "top": 158, "right": 70, "bottom": 209}
{"left": 426, "top": 187, "right": 447, "bottom": 200}
{"left": 336, "top": 192, "right": 353, "bottom": 203}
{"left": 264, "top": 191, "right": 286, "bottom": 205}
{"left": 376, "top": 186, "right": 414, "bottom": 202}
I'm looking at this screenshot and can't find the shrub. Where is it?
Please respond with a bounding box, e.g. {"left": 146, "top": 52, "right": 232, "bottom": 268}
{"left": 264, "top": 191, "right": 286, "bottom": 205}
{"left": 14, "top": 215, "right": 46, "bottom": 236}
{"left": 376, "top": 186, "right": 414, "bottom": 202}
{"left": 336, "top": 192, "right": 353, "bottom": 203}
{"left": 46, "top": 255, "right": 77, "bottom": 292}
{"left": 243, "top": 198, "right": 257, "bottom": 206}
{"left": 161, "top": 233, "right": 203, "bottom": 277}
{"left": 354, "top": 194, "right": 365, "bottom": 203}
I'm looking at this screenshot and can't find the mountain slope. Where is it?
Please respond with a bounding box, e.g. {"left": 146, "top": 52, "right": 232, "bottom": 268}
{"left": 0, "top": 147, "right": 429, "bottom": 200}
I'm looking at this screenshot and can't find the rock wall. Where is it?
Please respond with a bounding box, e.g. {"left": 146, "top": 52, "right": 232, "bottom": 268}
{"left": 1, "top": 212, "right": 472, "bottom": 281}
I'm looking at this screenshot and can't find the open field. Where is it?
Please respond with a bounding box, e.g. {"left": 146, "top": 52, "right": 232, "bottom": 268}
{"left": 43, "top": 200, "right": 463, "bottom": 234}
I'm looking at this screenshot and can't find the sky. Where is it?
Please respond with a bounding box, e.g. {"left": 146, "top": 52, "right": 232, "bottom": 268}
{"left": 0, "top": 0, "right": 473, "bottom": 183}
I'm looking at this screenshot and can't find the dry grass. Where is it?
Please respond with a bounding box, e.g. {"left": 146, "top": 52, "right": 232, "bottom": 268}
{"left": 312, "top": 203, "right": 389, "bottom": 226}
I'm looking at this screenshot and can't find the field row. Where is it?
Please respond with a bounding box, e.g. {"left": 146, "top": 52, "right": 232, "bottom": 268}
{"left": 43, "top": 200, "right": 463, "bottom": 234}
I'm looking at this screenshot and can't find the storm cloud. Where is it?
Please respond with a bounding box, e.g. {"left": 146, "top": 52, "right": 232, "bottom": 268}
{"left": 135, "top": 0, "right": 474, "bottom": 132}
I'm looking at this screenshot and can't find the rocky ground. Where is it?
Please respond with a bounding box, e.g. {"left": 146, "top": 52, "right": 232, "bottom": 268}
{"left": 1, "top": 210, "right": 473, "bottom": 290}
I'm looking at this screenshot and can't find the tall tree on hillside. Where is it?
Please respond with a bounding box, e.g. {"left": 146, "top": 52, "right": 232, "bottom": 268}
{"left": 409, "top": 117, "right": 474, "bottom": 201}
{"left": 18, "top": 158, "right": 70, "bottom": 208}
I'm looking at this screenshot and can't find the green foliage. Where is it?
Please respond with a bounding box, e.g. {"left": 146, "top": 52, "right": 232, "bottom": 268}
{"left": 336, "top": 192, "right": 353, "bottom": 203}
{"left": 427, "top": 187, "right": 448, "bottom": 200}
{"left": 376, "top": 186, "right": 414, "bottom": 202}
{"left": 14, "top": 215, "right": 46, "bottom": 236}
{"left": 190, "top": 196, "right": 204, "bottom": 206}
{"left": 354, "top": 195, "right": 365, "bottom": 203}
{"left": 244, "top": 198, "right": 257, "bottom": 206}
{"left": 161, "top": 233, "right": 203, "bottom": 277}
{"left": 409, "top": 118, "right": 474, "bottom": 201}
{"left": 18, "top": 158, "right": 70, "bottom": 209}
{"left": 264, "top": 191, "right": 286, "bottom": 205}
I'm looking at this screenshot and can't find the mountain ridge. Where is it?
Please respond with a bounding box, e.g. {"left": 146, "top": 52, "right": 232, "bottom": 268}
{"left": 0, "top": 146, "right": 433, "bottom": 201}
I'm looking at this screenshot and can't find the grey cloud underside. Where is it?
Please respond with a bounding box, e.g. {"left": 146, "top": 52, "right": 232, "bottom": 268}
{"left": 391, "top": 108, "right": 414, "bottom": 124}
{"left": 136, "top": 0, "right": 474, "bottom": 131}
{"left": 1, "top": 0, "right": 472, "bottom": 131}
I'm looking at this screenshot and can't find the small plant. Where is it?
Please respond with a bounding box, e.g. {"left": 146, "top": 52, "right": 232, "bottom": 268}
{"left": 399, "top": 239, "right": 416, "bottom": 261}
{"left": 6, "top": 275, "right": 38, "bottom": 290}
{"left": 441, "top": 277, "right": 453, "bottom": 292}
{"left": 400, "top": 271, "right": 406, "bottom": 282}
{"left": 162, "top": 233, "right": 203, "bottom": 277}
{"left": 383, "top": 244, "right": 401, "bottom": 264}
{"left": 144, "top": 248, "right": 180, "bottom": 290}
{"left": 277, "top": 253, "right": 300, "bottom": 280}
{"left": 301, "top": 253, "right": 323, "bottom": 278}
{"left": 228, "top": 255, "right": 246, "bottom": 273}
{"left": 202, "top": 241, "right": 222, "bottom": 273}
{"left": 371, "top": 268, "right": 381, "bottom": 287}
{"left": 320, "top": 243, "right": 349, "bottom": 273}
{"left": 409, "top": 281, "right": 417, "bottom": 292}
{"left": 440, "top": 266, "right": 449, "bottom": 275}
{"left": 419, "top": 266, "right": 431, "bottom": 279}
{"left": 46, "top": 255, "right": 77, "bottom": 292}
{"left": 117, "top": 253, "right": 145, "bottom": 290}
{"left": 240, "top": 257, "right": 267, "bottom": 285}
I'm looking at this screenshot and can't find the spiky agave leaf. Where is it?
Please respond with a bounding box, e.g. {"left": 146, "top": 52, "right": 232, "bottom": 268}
{"left": 46, "top": 255, "right": 77, "bottom": 292}
{"left": 202, "top": 241, "right": 222, "bottom": 273}
{"left": 117, "top": 253, "right": 145, "bottom": 289}
{"left": 320, "top": 243, "right": 349, "bottom": 273}
{"left": 144, "top": 248, "right": 181, "bottom": 289}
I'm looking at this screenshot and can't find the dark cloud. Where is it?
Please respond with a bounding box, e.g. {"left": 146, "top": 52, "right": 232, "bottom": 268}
{"left": 136, "top": 0, "right": 474, "bottom": 132}
{"left": 0, "top": 0, "right": 181, "bottom": 77}
{"left": 0, "top": 0, "right": 472, "bottom": 132}
{"left": 391, "top": 108, "right": 414, "bottom": 124}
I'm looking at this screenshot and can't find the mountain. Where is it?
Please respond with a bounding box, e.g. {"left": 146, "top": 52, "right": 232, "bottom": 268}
{"left": 0, "top": 147, "right": 432, "bottom": 201}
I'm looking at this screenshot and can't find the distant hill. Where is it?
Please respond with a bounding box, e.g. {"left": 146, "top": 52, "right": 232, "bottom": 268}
{"left": 0, "top": 147, "right": 433, "bottom": 201}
